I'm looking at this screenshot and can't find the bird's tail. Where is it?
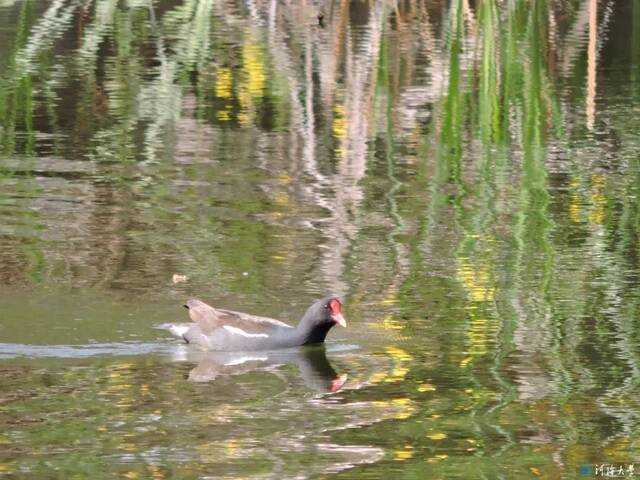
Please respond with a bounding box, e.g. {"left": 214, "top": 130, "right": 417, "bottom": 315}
{"left": 156, "top": 323, "right": 191, "bottom": 339}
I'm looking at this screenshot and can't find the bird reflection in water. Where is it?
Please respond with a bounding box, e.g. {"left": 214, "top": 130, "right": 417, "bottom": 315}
{"left": 172, "top": 345, "right": 348, "bottom": 393}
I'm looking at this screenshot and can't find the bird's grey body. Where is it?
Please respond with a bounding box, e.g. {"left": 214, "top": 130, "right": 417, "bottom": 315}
{"left": 162, "top": 296, "right": 345, "bottom": 351}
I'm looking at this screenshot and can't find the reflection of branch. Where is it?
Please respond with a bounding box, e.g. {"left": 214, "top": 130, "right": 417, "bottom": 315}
{"left": 341, "top": 4, "right": 384, "bottom": 173}
{"left": 462, "top": 0, "right": 476, "bottom": 38}
{"left": 303, "top": 27, "right": 315, "bottom": 177}
{"left": 547, "top": 5, "right": 558, "bottom": 73}
{"left": 76, "top": 0, "right": 118, "bottom": 66}
{"left": 140, "top": 0, "right": 198, "bottom": 162}
{"left": 417, "top": 2, "right": 446, "bottom": 102}
{"left": 586, "top": 0, "right": 597, "bottom": 130}
{"left": 16, "top": 0, "right": 81, "bottom": 75}
{"left": 559, "top": 0, "right": 590, "bottom": 76}
{"left": 328, "top": 3, "right": 386, "bottom": 293}
{"left": 318, "top": 0, "right": 348, "bottom": 109}
{"left": 266, "top": 0, "right": 305, "bottom": 135}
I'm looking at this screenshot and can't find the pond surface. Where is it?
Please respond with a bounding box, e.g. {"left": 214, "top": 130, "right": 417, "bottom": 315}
{"left": 2, "top": 0, "right": 640, "bottom": 478}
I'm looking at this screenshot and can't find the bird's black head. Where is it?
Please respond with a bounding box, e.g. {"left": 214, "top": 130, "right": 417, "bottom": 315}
{"left": 297, "top": 296, "right": 346, "bottom": 345}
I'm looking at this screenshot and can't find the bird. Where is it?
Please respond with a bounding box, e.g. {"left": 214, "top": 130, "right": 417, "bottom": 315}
{"left": 163, "top": 296, "right": 346, "bottom": 351}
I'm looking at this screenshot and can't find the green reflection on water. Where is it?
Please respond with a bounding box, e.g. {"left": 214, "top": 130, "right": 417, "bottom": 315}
{"left": 2, "top": 0, "right": 640, "bottom": 478}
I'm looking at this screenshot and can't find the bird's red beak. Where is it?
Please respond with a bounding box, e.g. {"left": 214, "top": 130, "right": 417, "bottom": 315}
{"left": 332, "top": 312, "right": 347, "bottom": 327}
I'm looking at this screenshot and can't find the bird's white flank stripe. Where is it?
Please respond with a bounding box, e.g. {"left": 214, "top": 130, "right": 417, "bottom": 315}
{"left": 223, "top": 325, "right": 269, "bottom": 338}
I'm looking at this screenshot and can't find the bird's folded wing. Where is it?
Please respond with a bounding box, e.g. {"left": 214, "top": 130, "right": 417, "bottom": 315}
{"left": 187, "top": 300, "right": 223, "bottom": 334}
{"left": 215, "top": 309, "right": 294, "bottom": 334}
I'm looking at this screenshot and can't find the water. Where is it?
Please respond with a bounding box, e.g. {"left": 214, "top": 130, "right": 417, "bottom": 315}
{"left": 1, "top": 0, "right": 640, "bottom": 478}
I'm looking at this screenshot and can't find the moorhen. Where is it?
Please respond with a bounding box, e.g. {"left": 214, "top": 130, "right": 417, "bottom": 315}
{"left": 164, "top": 296, "right": 346, "bottom": 351}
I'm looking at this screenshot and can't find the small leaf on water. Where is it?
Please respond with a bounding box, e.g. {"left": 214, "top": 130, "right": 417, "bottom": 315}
{"left": 172, "top": 274, "right": 188, "bottom": 284}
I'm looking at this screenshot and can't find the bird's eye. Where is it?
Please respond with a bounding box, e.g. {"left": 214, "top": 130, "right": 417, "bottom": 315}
{"left": 324, "top": 304, "right": 329, "bottom": 309}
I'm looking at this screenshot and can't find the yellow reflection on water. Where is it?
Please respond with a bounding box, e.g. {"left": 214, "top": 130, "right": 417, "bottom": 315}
{"left": 568, "top": 176, "right": 584, "bottom": 224}
{"left": 120, "top": 442, "right": 138, "bottom": 452}
{"left": 216, "top": 109, "right": 231, "bottom": 122}
{"left": 386, "top": 346, "right": 411, "bottom": 361}
{"left": 368, "top": 346, "right": 412, "bottom": 384}
{"left": 392, "top": 397, "right": 416, "bottom": 419}
{"left": 379, "top": 315, "right": 405, "bottom": 330}
{"left": 333, "top": 103, "right": 347, "bottom": 157}
{"left": 417, "top": 383, "right": 436, "bottom": 393}
{"left": 427, "top": 453, "right": 449, "bottom": 463}
{"left": 215, "top": 68, "right": 233, "bottom": 99}
{"left": 457, "top": 250, "right": 498, "bottom": 366}
{"left": 333, "top": 104, "right": 347, "bottom": 138}
{"left": 147, "top": 464, "right": 164, "bottom": 480}
{"left": 274, "top": 191, "right": 290, "bottom": 206}
{"left": 372, "top": 397, "right": 417, "bottom": 420}
{"left": 394, "top": 445, "right": 414, "bottom": 461}
{"left": 588, "top": 174, "right": 606, "bottom": 225}
{"left": 243, "top": 40, "right": 266, "bottom": 99}
{"left": 457, "top": 256, "right": 495, "bottom": 302}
